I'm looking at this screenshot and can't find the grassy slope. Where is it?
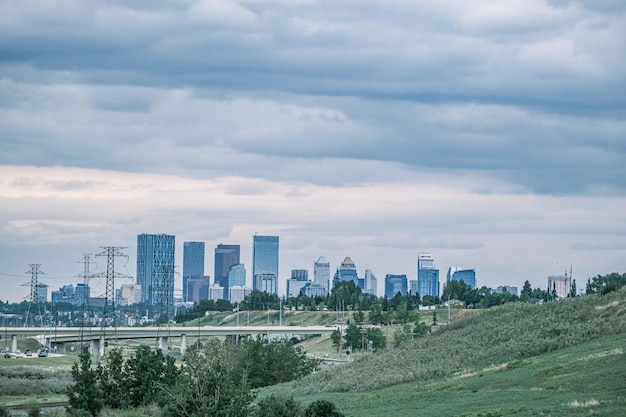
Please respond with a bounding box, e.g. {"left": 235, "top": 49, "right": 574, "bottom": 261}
{"left": 293, "top": 332, "right": 626, "bottom": 416}
{"left": 286, "top": 289, "right": 626, "bottom": 416}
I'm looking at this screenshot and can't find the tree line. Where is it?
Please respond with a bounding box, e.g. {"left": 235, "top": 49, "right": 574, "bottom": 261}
{"left": 66, "top": 338, "right": 340, "bottom": 417}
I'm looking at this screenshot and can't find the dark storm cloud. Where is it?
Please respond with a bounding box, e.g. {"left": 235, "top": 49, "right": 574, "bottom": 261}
{"left": 0, "top": 0, "right": 624, "bottom": 195}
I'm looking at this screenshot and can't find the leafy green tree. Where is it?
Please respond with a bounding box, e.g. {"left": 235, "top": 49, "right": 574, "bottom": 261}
{"left": 330, "top": 328, "right": 342, "bottom": 352}
{"left": 520, "top": 280, "right": 532, "bottom": 302}
{"left": 393, "top": 324, "right": 412, "bottom": 348}
{"left": 366, "top": 327, "right": 386, "bottom": 351}
{"left": 66, "top": 350, "right": 104, "bottom": 417}
{"left": 586, "top": 273, "right": 626, "bottom": 294}
{"left": 367, "top": 305, "right": 385, "bottom": 325}
{"left": 343, "top": 323, "right": 362, "bottom": 350}
{"left": 240, "top": 290, "right": 280, "bottom": 310}
{"left": 569, "top": 279, "right": 577, "bottom": 297}
{"left": 252, "top": 395, "right": 302, "bottom": 417}
{"left": 353, "top": 308, "right": 365, "bottom": 325}
{"left": 328, "top": 281, "right": 362, "bottom": 311}
{"left": 421, "top": 295, "right": 438, "bottom": 306}
{"left": 413, "top": 321, "right": 430, "bottom": 338}
{"left": 124, "top": 345, "right": 178, "bottom": 407}
{"left": 160, "top": 340, "right": 254, "bottom": 417}
{"left": 304, "top": 400, "right": 345, "bottom": 417}
{"left": 97, "top": 349, "right": 127, "bottom": 409}
{"left": 442, "top": 280, "right": 473, "bottom": 305}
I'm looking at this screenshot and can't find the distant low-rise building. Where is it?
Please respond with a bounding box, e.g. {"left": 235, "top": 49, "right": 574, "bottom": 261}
{"left": 493, "top": 285, "right": 518, "bottom": 296}
{"left": 548, "top": 274, "right": 571, "bottom": 298}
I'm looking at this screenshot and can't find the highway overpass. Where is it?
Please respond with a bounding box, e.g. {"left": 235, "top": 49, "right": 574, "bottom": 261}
{"left": 2, "top": 325, "right": 338, "bottom": 357}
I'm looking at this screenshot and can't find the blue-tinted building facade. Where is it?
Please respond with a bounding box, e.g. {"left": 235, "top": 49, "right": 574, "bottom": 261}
{"left": 215, "top": 244, "right": 240, "bottom": 299}
{"left": 137, "top": 233, "right": 175, "bottom": 305}
{"left": 183, "top": 242, "right": 205, "bottom": 302}
{"left": 417, "top": 253, "right": 439, "bottom": 298}
{"left": 385, "top": 274, "right": 408, "bottom": 298}
{"left": 228, "top": 264, "right": 246, "bottom": 288}
{"left": 252, "top": 235, "right": 279, "bottom": 293}
{"left": 332, "top": 256, "right": 364, "bottom": 289}
{"left": 448, "top": 268, "right": 476, "bottom": 289}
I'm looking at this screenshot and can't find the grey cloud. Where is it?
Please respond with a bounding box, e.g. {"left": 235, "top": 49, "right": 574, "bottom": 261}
{"left": 0, "top": 0, "right": 624, "bottom": 197}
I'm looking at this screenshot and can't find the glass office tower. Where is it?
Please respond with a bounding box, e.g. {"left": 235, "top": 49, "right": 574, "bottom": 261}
{"left": 183, "top": 242, "right": 205, "bottom": 302}
{"left": 215, "top": 244, "right": 240, "bottom": 299}
{"left": 417, "top": 252, "right": 440, "bottom": 298}
{"left": 136, "top": 233, "right": 175, "bottom": 305}
{"left": 252, "top": 235, "right": 279, "bottom": 294}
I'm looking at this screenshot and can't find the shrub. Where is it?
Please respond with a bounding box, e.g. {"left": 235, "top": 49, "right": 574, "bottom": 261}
{"left": 252, "top": 395, "right": 302, "bottom": 417}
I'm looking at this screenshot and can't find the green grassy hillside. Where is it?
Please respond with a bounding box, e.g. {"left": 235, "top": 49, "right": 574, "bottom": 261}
{"left": 287, "top": 289, "right": 626, "bottom": 416}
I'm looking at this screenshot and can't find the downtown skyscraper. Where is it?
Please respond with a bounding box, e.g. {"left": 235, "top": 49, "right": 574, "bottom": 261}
{"left": 182, "top": 241, "right": 205, "bottom": 302}
{"left": 215, "top": 244, "right": 240, "bottom": 300}
{"left": 252, "top": 235, "right": 279, "bottom": 294}
{"left": 136, "top": 233, "right": 175, "bottom": 305}
{"left": 417, "top": 252, "right": 440, "bottom": 298}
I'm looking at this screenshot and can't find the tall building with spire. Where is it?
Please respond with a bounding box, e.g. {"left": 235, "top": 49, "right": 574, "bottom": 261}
{"left": 136, "top": 233, "right": 175, "bottom": 305}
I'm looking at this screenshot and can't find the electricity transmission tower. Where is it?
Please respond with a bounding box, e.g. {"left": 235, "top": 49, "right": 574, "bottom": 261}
{"left": 78, "top": 253, "right": 96, "bottom": 347}
{"left": 23, "top": 264, "right": 45, "bottom": 327}
{"left": 93, "top": 247, "right": 132, "bottom": 338}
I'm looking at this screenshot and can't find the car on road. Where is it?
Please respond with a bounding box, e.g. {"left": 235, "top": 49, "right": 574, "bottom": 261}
{"left": 25, "top": 349, "right": 33, "bottom": 357}
{"left": 3, "top": 352, "right": 10, "bottom": 358}
{"left": 38, "top": 348, "right": 51, "bottom": 357}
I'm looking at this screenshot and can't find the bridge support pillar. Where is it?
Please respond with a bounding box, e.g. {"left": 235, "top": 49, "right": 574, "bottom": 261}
{"left": 89, "top": 339, "right": 97, "bottom": 356}
{"left": 180, "top": 334, "right": 187, "bottom": 356}
{"left": 99, "top": 335, "right": 105, "bottom": 357}
{"left": 159, "top": 336, "right": 168, "bottom": 352}
{"left": 11, "top": 335, "right": 17, "bottom": 353}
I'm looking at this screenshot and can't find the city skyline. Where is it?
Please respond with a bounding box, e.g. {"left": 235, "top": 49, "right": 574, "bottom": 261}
{"left": 1, "top": 1, "right": 625, "bottom": 302}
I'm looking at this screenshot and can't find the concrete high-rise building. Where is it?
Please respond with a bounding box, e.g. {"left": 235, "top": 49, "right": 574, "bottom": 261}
{"left": 364, "top": 269, "right": 378, "bottom": 296}
{"left": 183, "top": 242, "right": 205, "bottom": 302}
{"left": 118, "top": 284, "right": 142, "bottom": 306}
{"left": 229, "top": 286, "right": 252, "bottom": 304}
{"left": 136, "top": 233, "right": 175, "bottom": 305}
{"left": 313, "top": 256, "right": 330, "bottom": 294}
{"left": 208, "top": 284, "right": 224, "bottom": 302}
{"left": 385, "top": 274, "right": 408, "bottom": 298}
{"left": 215, "top": 244, "right": 240, "bottom": 299}
{"left": 252, "top": 235, "right": 279, "bottom": 294}
{"left": 417, "top": 253, "right": 439, "bottom": 298}
{"left": 548, "top": 274, "right": 571, "bottom": 298}
{"left": 447, "top": 267, "right": 477, "bottom": 289}
{"left": 255, "top": 274, "right": 278, "bottom": 294}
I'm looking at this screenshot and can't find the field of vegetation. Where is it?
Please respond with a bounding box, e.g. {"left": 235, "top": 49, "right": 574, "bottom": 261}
{"left": 282, "top": 288, "right": 626, "bottom": 416}
{"left": 1, "top": 286, "right": 624, "bottom": 416}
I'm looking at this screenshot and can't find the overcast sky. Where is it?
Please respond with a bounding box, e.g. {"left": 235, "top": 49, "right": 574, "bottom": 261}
{"left": 1, "top": 0, "right": 625, "bottom": 303}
